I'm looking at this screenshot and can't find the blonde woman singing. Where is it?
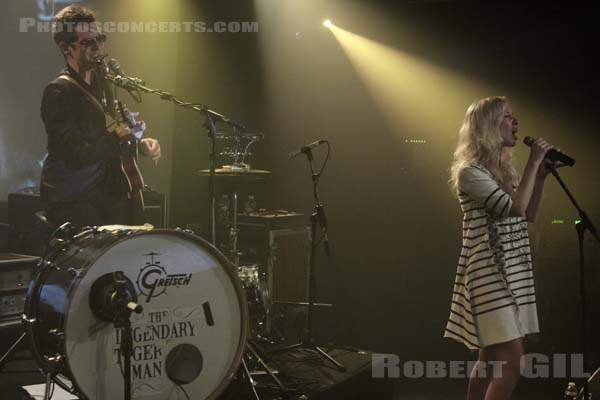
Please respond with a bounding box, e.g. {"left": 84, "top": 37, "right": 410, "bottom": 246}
{"left": 444, "top": 96, "right": 555, "bottom": 399}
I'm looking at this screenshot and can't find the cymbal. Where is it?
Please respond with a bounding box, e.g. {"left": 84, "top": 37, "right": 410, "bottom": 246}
{"left": 197, "top": 167, "right": 272, "bottom": 179}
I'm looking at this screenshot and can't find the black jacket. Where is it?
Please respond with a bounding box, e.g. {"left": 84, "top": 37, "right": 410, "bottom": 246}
{"left": 40, "top": 65, "right": 124, "bottom": 207}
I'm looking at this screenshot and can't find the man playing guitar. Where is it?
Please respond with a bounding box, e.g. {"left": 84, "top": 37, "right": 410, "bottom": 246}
{"left": 40, "top": 5, "right": 161, "bottom": 227}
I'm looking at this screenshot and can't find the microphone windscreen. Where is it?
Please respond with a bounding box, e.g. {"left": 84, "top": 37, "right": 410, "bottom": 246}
{"left": 523, "top": 136, "right": 535, "bottom": 146}
{"left": 108, "top": 58, "right": 124, "bottom": 75}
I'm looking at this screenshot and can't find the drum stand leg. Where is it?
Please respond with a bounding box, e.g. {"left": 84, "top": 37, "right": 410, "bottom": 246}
{"left": 241, "top": 357, "right": 261, "bottom": 400}
{"left": 0, "top": 332, "right": 26, "bottom": 372}
{"left": 249, "top": 342, "right": 288, "bottom": 395}
{"left": 248, "top": 339, "right": 270, "bottom": 363}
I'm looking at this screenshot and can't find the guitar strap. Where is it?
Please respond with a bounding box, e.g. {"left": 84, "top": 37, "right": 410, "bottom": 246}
{"left": 56, "top": 74, "right": 117, "bottom": 130}
{"left": 57, "top": 74, "right": 146, "bottom": 219}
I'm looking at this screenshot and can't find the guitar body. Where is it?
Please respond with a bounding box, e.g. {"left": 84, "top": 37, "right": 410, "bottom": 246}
{"left": 116, "top": 100, "right": 146, "bottom": 215}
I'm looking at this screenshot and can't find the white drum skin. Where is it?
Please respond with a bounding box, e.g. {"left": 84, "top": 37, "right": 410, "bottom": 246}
{"left": 25, "top": 228, "right": 248, "bottom": 400}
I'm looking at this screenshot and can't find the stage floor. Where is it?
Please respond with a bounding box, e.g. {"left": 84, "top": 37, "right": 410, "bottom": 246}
{"left": 7, "top": 346, "right": 582, "bottom": 399}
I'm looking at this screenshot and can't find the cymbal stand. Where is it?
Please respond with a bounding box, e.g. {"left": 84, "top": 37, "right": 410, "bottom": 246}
{"left": 276, "top": 141, "right": 345, "bottom": 372}
{"left": 549, "top": 165, "right": 600, "bottom": 400}
{"left": 221, "top": 132, "right": 264, "bottom": 266}
{"left": 229, "top": 189, "right": 241, "bottom": 267}
{"left": 204, "top": 111, "right": 218, "bottom": 245}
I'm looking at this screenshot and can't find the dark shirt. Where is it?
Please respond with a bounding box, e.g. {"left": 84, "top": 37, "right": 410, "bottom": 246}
{"left": 40, "top": 65, "right": 131, "bottom": 225}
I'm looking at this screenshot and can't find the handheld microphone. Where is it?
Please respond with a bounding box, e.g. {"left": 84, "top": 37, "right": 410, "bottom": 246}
{"left": 288, "top": 139, "right": 326, "bottom": 158}
{"left": 523, "top": 136, "right": 575, "bottom": 167}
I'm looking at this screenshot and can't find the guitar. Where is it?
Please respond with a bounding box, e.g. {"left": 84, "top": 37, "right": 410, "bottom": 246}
{"left": 115, "top": 100, "right": 146, "bottom": 213}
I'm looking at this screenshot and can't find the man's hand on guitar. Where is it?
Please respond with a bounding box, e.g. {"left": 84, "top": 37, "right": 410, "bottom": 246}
{"left": 128, "top": 112, "right": 146, "bottom": 139}
{"left": 139, "top": 138, "right": 161, "bottom": 161}
{"left": 113, "top": 122, "right": 132, "bottom": 138}
{"left": 112, "top": 120, "right": 145, "bottom": 140}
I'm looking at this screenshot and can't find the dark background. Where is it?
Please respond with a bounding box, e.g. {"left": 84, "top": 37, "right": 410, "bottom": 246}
{"left": 1, "top": 0, "right": 599, "bottom": 394}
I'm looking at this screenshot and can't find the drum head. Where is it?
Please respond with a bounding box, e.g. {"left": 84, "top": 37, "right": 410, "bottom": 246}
{"left": 64, "top": 230, "right": 247, "bottom": 400}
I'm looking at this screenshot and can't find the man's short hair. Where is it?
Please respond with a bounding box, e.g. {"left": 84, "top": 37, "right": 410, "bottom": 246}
{"left": 52, "top": 5, "right": 97, "bottom": 45}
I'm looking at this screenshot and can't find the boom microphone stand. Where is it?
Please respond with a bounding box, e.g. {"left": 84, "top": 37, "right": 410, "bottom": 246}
{"left": 278, "top": 141, "right": 346, "bottom": 372}
{"left": 549, "top": 165, "right": 600, "bottom": 400}
{"left": 103, "top": 65, "right": 246, "bottom": 245}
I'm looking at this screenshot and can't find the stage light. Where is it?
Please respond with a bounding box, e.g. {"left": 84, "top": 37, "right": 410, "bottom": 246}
{"left": 323, "top": 19, "right": 332, "bottom": 28}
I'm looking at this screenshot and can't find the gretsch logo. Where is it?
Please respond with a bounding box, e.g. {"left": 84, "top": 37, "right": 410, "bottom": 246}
{"left": 135, "top": 253, "right": 192, "bottom": 303}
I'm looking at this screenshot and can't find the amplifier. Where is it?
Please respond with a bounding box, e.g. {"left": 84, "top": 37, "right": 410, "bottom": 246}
{"left": 7, "top": 192, "right": 45, "bottom": 256}
{"left": 143, "top": 189, "right": 169, "bottom": 228}
{"left": 267, "top": 227, "right": 311, "bottom": 303}
{"left": 237, "top": 212, "right": 310, "bottom": 303}
{"left": 0, "top": 253, "right": 39, "bottom": 321}
{"left": 237, "top": 211, "right": 310, "bottom": 339}
{"left": 0, "top": 254, "right": 42, "bottom": 388}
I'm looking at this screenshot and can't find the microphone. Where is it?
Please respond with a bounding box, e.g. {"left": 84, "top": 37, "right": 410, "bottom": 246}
{"left": 288, "top": 139, "right": 326, "bottom": 158}
{"left": 108, "top": 75, "right": 140, "bottom": 91}
{"left": 93, "top": 54, "right": 109, "bottom": 65}
{"left": 523, "top": 136, "right": 575, "bottom": 167}
{"left": 108, "top": 58, "right": 146, "bottom": 87}
{"left": 89, "top": 271, "right": 143, "bottom": 323}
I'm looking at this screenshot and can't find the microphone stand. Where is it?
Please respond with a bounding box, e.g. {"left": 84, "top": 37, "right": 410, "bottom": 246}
{"left": 112, "top": 271, "right": 143, "bottom": 400}
{"left": 549, "top": 165, "right": 600, "bottom": 400}
{"left": 204, "top": 111, "right": 218, "bottom": 244}
{"left": 275, "top": 144, "right": 345, "bottom": 372}
{"left": 103, "top": 73, "right": 246, "bottom": 245}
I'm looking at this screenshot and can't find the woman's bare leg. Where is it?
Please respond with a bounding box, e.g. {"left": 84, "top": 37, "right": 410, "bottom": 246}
{"left": 485, "top": 338, "right": 524, "bottom": 400}
{"left": 467, "top": 346, "right": 494, "bottom": 400}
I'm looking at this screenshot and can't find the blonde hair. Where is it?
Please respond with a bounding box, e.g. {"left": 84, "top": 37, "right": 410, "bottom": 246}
{"left": 449, "top": 96, "right": 519, "bottom": 193}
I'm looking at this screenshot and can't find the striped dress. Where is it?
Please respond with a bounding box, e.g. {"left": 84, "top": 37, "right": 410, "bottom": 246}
{"left": 444, "top": 163, "right": 539, "bottom": 350}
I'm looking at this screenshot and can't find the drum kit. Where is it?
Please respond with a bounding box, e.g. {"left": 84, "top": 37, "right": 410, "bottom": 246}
{"left": 198, "top": 131, "right": 273, "bottom": 339}
{"left": 0, "top": 54, "right": 346, "bottom": 399}
{"left": 0, "top": 132, "right": 299, "bottom": 400}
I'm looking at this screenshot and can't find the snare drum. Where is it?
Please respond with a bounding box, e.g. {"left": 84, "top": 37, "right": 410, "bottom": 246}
{"left": 24, "top": 227, "right": 248, "bottom": 400}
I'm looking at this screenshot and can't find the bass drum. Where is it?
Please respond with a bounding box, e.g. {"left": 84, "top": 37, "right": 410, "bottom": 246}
{"left": 24, "top": 227, "right": 248, "bottom": 400}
